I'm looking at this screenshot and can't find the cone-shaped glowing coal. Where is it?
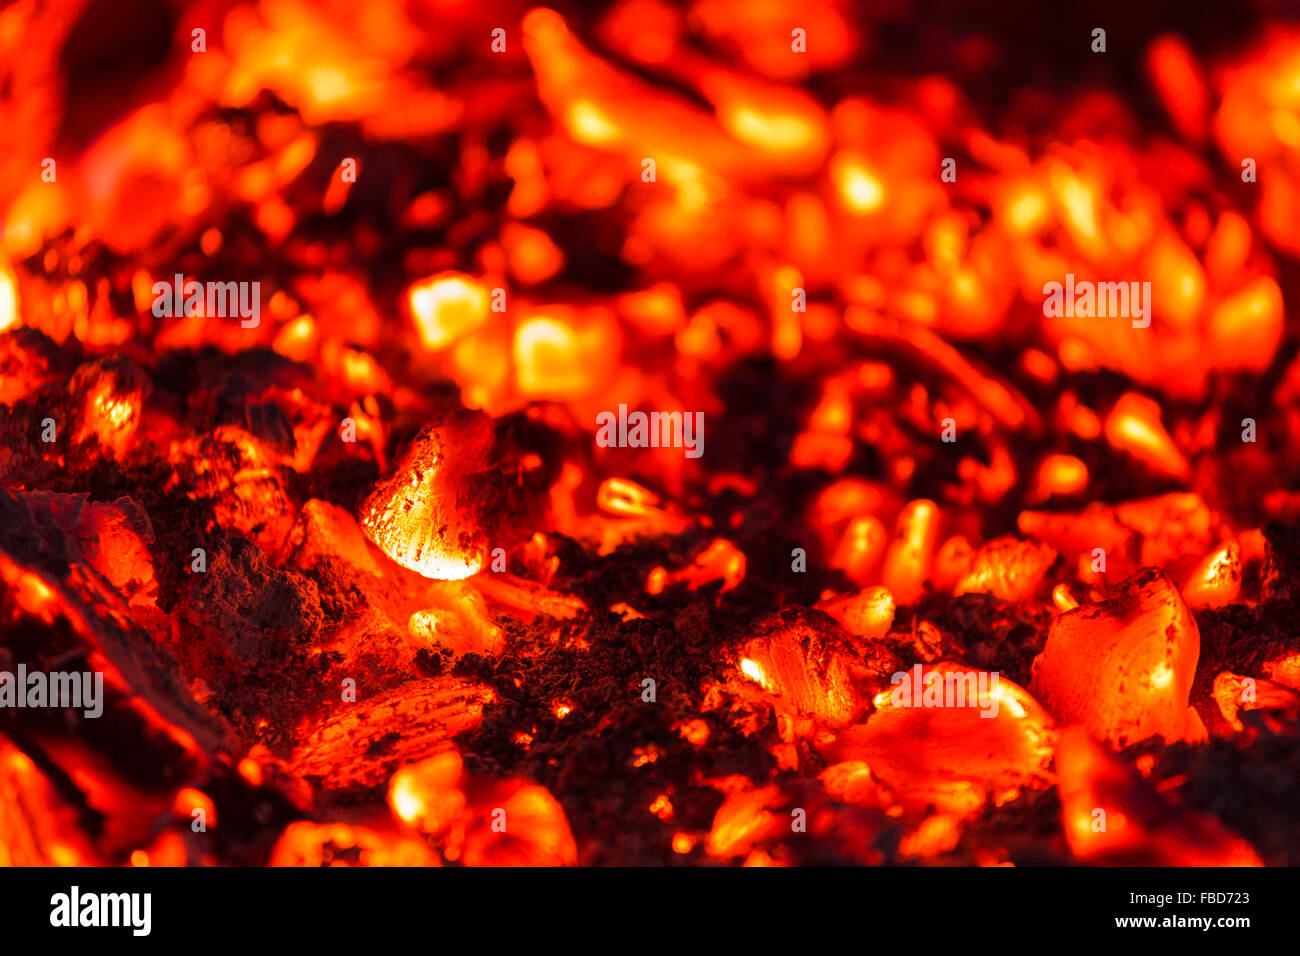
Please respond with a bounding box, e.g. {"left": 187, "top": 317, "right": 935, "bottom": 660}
{"left": 1030, "top": 568, "right": 1199, "bottom": 747}
{"left": 359, "top": 410, "right": 492, "bottom": 580}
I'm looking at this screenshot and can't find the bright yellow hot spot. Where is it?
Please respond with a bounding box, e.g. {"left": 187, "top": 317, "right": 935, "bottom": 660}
{"left": 833, "top": 157, "right": 885, "bottom": 213}
{"left": 1150, "top": 662, "right": 1175, "bottom": 690}
{"left": 0, "top": 265, "right": 17, "bottom": 332}
{"left": 740, "top": 657, "right": 767, "bottom": 688}
{"left": 306, "top": 66, "right": 352, "bottom": 106}
{"left": 514, "top": 316, "right": 584, "bottom": 394}
{"left": 567, "top": 101, "right": 620, "bottom": 144}
{"left": 1005, "top": 188, "right": 1047, "bottom": 233}
{"left": 409, "top": 273, "right": 489, "bottom": 350}
{"left": 389, "top": 773, "right": 426, "bottom": 825}
{"left": 729, "top": 108, "right": 813, "bottom": 151}
{"left": 1057, "top": 174, "right": 1099, "bottom": 241}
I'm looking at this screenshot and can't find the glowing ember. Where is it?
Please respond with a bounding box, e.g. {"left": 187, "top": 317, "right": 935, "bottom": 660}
{"left": 737, "top": 610, "right": 900, "bottom": 726}
{"left": 1031, "top": 569, "right": 1200, "bottom": 747}
{"left": 841, "top": 663, "right": 1055, "bottom": 816}
{"left": 409, "top": 272, "right": 490, "bottom": 350}
{"left": 1056, "top": 727, "right": 1261, "bottom": 866}
{"left": 359, "top": 410, "right": 493, "bottom": 579}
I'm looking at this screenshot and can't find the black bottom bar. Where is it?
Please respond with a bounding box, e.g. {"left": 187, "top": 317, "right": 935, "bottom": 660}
{"left": 0, "top": 865, "right": 1282, "bottom": 944}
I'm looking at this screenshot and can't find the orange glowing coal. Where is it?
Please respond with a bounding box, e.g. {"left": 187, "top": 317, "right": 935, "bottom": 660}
{"left": 1030, "top": 569, "right": 1201, "bottom": 748}
{"left": 839, "top": 663, "right": 1056, "bottom": 817}
{"left": 359, "top": 410, "right": 493, "bottom": 580}
{"left": 1056, "top": 727, "right": 1261, "bottom": 866}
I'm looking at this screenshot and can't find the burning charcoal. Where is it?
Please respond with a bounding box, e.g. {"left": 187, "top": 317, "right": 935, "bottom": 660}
{"left": 269, "top": 821, "right": 439, "bottom": 867}
{"left": 1027, "top": 453, "right": 1090, "bottom": 504}
{"left": 706, "top": 779, "right": 893, "bottom": 864}
{"left": 1265, "top": 653, "right": 1300, "bottom": 690}
{"left": 1019, "top": 493, "right": 1212, "bottom": 583}
{"left": 186, "top": 427, "right": 297, "bottom": 554}
{"left": 737, "top": 630, "right": 853, "bottom": 726}
{"left": 0, "top": 736, "right": 101, "bottom": 865}
{"left": 930, "top": 535, "right": 976, "bottom": 593}
{"left": 811, "top": 479, "right": 892, "bottom": 557}
{"left": 1212, "top": 672, "right": 1300, "bottom": 733}
{"left": 1116, "top": 495, "right": 1215, "bottom": 569}
{"left": 408, "top": 582, "right": 503, "bottom": 656}
{"left": 0, "top": 488, "right": 233, "bottom": 853}
{"left": 408, "top": 273, "right": 490, "bottom": 350}
{"left": 1018, "top": 501, "right": 1134, "bottom": 580}
{"left": 289, "top": 678, "right": 493, "bottom": 792}
{"left": 473, "top": 572, "right": 586, "bottom": 622}
{"left": 283, "top": 498, "right": 505, "bottom": 665}
{"left": 388, "top": 749, "right": 577, "bottom": 865}
{"left": 830, "top": 515, "right": 888, "bottom": 586}
{"left": 737, "top": 608, "right": 901, "bottom": 726}
{"left": 1172, "top": 541, "right": 1241, "bottom": 609}
{"left": 646, "top": 538, "right": 747, "bottom": 594}
{"left": 1103, "top": 392, "right": 1192, "bottom": 482}
{"left": 562, "top": 476, "right": 693, "bottom": 554}
{"left": 954, "top": 537, "right": 1057, "bottom": 603}
{"left": 388, "top": 751, "right": 466, "bottom": 835}
{"left": 1056, "top": 726, "right": 1262, "bottom": 865}
{"left": 817, "top": 585, "right": 895, "bottom": 640}
{"left": 706, "top": 783, "right": 794, "bottom": 859}
{"left": 68, "top": 355, "right": 146, "bottom": 459}
{"left": 882, "top": 499, "right": 939, "bottom": 606}
{"left": 17, "top": 491, "right": 156, "bottom": 609}
{"left": 0, "top": 328, "right": 71, "bottom": 406}
{"left": 896, "top": 813, "right": 964, "bottom": 861}
{"left": 359, "top": 409, "right": 494, "bottom": 580}
{"left": 819, "top": 760, "right": 890, "bottom": 809}
{"left": 283, "top": 498, "right": 386, "bottom": 578}
{"left": 458, "top": 778, "right": 578, "bottom": 866}
{"left": 833, "top": 663, "right": 1055, "bottom": 816}
{"left": 522, "top": 9, "right": 754, "bottom": 181}
{"left": 1030, "top": 568, "right": 1199, "bottom": 747}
